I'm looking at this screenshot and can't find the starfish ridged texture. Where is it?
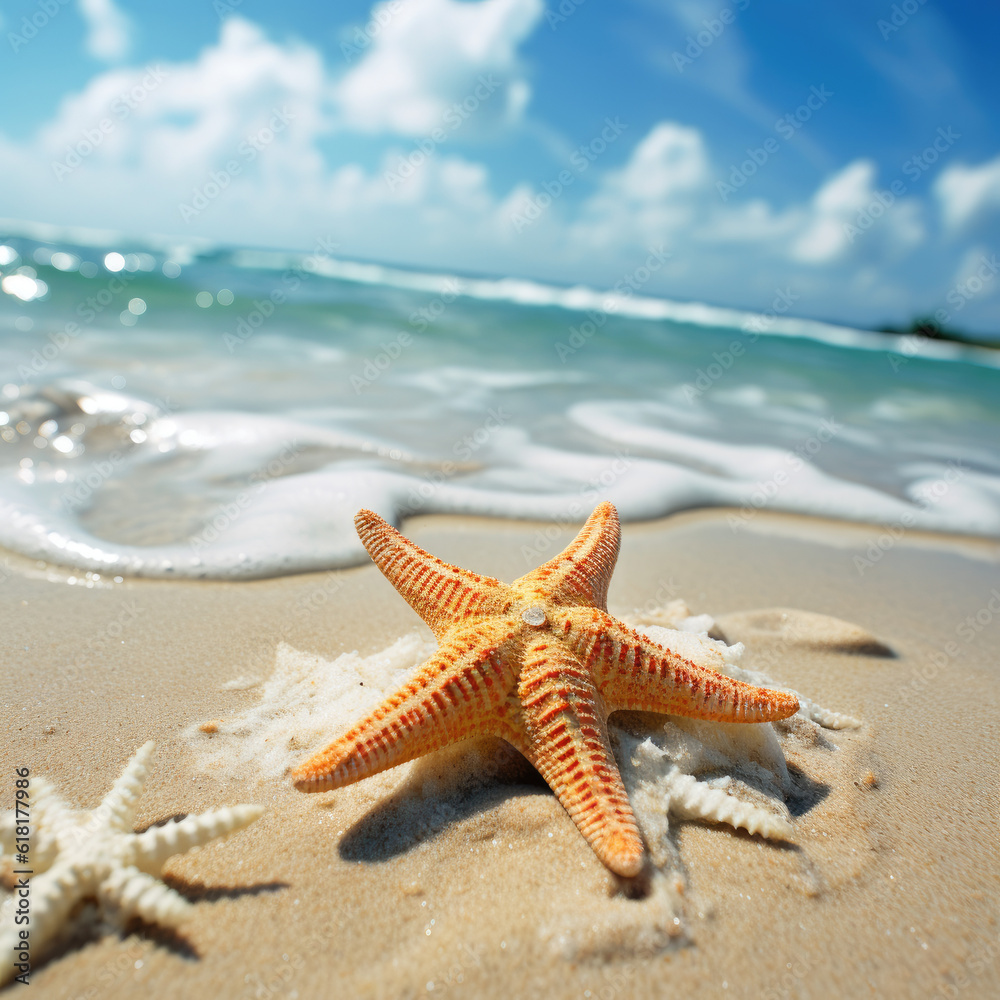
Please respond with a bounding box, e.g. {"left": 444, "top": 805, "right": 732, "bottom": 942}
{"left": 0, "top": 741, "right": 263, "bottom": 985}
{"left": 292, "top": 502, "right": 799, "bottom": 877}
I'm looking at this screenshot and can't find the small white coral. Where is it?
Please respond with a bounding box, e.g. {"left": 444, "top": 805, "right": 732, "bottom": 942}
{"left": 635, "top": 622, "right": 862, "bottom": 729}
{"left": 607, "top": 620, "right": 859, "bottom": 869}
{"left": 0, "top": 741, "right": 264, "bottom": 985}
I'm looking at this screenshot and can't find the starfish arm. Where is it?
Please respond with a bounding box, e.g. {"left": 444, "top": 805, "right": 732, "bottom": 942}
{"left": 666, "top": 770, "right": 793, "bottom": 840}
{"left": 99, "top": 741, "right": 155, "bottom": 833}
{"left": 99, "top": 865, "right": 192, "bottom": 929}
{"left": 129, "top": 805, "right": 265, "bottom": 875}
{"left": 513, "top": 501, "right": 621, "bottom": 610}
{"left": 517, "top": 637, "right": 644, "bottom": 878}
{"left": 563, "top": 609, "right": 799, "bottom": 723}
{"left": 18, "top": 777, "right": 70, "bottom": 874}
{"left": 292, "top": 623, "right": 520, "bottom": 792}
{"left": 0, "top": 780, "right": 63, "bottom": 858}
{"left": 355, "top": 509, "right": 512, "bottom": 637}
{"left": 0, "top": 860, "right": 89, "bottom": 984}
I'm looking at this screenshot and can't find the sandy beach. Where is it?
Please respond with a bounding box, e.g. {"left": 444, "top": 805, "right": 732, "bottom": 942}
{"left": 4, "top": 3, "right": 1000, "bottom": 997}
{"left": 2, "top": 508, "right": 998, "bottom": 1000}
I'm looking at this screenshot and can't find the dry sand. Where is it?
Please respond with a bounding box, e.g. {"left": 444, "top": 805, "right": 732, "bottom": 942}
{"left": 1, "top": 509, "right": 999, "bottom": 1000}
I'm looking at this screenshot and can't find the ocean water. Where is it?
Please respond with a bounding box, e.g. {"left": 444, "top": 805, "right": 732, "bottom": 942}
{"left": 1, "top": 229, "right": 999, "bottom": 579}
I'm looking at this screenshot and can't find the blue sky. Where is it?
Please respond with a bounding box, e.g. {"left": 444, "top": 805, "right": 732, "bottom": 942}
{"left": 1, "top": 0, "right": 999, "bottom": 333}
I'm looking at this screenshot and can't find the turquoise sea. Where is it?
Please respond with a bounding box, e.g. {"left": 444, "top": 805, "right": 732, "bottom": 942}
{"left": 1, "top": 228, "right": 998, "bottom": 578}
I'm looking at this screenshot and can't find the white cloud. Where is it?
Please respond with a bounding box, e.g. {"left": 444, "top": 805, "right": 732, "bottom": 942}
{"left": 0, "top": 13, "right": 513, "bottom": 268}
{"left": 950, "top": 245, "right": 1000, "bottom": 303}
{"left": 0, "top": 15, "right": 989, "bottom": 329}
{"left": 573, "top": 123, "right": 709, "bottom": 248}
{"left": 573, "top": 133, "right": 924, "bottom": 271}
{"left": 791, "top": 160, "right": 924, "bottom": 264}
{"left": 697, "top": 199, "right": 802, "bottom": 244}
{"left": 609, "top": 122, "right": 708, "bottom": 203}
{"left": 77, "top": 0, "right": 131, "bottom": 62}
{"left": 335, "top": 0, "right": 544, "bottom": 135}
{"left": 791, "top": 160, "right": 876, "bottom": 263}
{"left": 934, "top": 155, "right": 1000, "bottom": 231}
{"left": 33, "top": 18, "right": 327, "bottom": 177}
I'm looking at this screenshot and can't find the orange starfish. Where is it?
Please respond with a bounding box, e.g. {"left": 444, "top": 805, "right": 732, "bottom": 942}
{"left": 292, "top": 502, "right": 798, "bottom": 876}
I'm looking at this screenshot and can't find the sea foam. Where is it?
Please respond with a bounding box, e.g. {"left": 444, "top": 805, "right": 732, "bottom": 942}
{"left": 1, "top": 231, "right": 998, "bottom": 578}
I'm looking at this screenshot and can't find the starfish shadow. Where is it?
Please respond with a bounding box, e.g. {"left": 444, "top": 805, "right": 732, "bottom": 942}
{"left": 134, "top": 811, "right": 197, "bottom": 831}
{"left": 784, "top": 762, "right": 831, "bottom": 817}
{"left": 30, "top": 905, "right": 202, "bottom": 982}
{"left": 135, "top": 813, "right": 291, "bottom": 908}
{"left": 124, "top": 921, "right": 201, "bottom": 962}
{"left": 609, "top": 771, "right": 824, "bottom": 902}
{"left": 135, "top": 813, "right": 289, "bottom": 902}
{"left": 26, "top": 877, "right": 286, "bottom": 982}
{"left": 851, "top": 641, "right": 897, "bottom": 658}
{"left": 160, "top": 873, "right": 289, "bottom": 903}
{"left": 339, "top": 781, "right": 550, "bottom": 863}
{"left": 611, "top": 865, "right": 657, "bottom": 899}
{"left": 338, "top": 741, "right": 549, "bottom": 863}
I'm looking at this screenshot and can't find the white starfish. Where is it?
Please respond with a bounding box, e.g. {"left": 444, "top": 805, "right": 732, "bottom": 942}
{"left": 610, "top": 610, "right": 860, "bottom": 868}
{"left": 0, "top": 741, "right": 264, "bottom": 986}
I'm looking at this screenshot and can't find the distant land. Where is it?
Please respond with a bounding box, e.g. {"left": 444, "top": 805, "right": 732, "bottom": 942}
{"left": 875, "top": 317, "right": 1000, "bottom": 351}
